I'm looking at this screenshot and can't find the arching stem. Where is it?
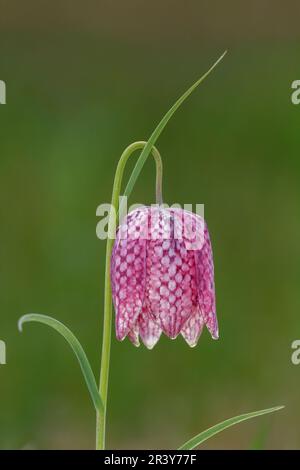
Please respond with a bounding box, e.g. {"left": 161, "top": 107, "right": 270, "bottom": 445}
{"left": 96, "top": 141, "right": 163, "bottom": 450}
{"left": 95, "top": 51, "right": 227, "bottom": 449}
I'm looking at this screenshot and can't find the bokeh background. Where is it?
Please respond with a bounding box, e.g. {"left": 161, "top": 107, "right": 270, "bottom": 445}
{"left": 1, "top": 0, "right": 300, "bottom": 449}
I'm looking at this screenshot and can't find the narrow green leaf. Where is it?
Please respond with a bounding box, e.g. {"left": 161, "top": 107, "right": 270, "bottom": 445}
{"left": 18, "top": 313, "right": 103, "bottom": 413}
{"left": 178, "top": 405, "right": 284, "bottom": 450}
{"left": 123, "top": 51, "right": 227, "bottom": 201}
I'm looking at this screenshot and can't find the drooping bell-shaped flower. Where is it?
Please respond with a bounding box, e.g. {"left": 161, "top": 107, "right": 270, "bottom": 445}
{"left": 110, "top": 206, "right": 218, "bottom": 349}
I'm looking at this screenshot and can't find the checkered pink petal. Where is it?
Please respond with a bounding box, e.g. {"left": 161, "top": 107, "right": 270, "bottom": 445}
{"left": 195, "top": 225, "right": 218, "bottom": 339}
{"left": 111, "top": 206, "right": 218, "bottom": 348}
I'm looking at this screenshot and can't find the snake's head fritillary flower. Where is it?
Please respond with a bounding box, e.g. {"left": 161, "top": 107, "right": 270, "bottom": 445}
{"left": 110, "top": 206, "right": 218, "bottom": 349}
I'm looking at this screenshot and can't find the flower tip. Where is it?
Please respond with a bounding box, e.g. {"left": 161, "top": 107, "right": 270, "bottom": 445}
{"left": 206, "top": 322, "right": 219, "bottom": 340}
{"left": 181, "top": 333, "right": 198, "bottom": 348}
{"left": 116, "top": 322, "right": 129, "bottom": 342}
{"left": 128, "top": 329, "right": 140, "bottom": 347}
{"left": 116, "top": 332, "right": 126, "bottom": 342}
{"left": 143, "top": 336, "right": 160, "bottom": 350}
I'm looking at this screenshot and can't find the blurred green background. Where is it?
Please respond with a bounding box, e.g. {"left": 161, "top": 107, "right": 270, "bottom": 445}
{"left": 1, "top": 0, "right": 300, "bottom": 449}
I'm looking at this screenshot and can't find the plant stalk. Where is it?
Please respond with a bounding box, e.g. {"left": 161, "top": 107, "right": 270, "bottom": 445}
{"left": 96, "top": 141, "right": 163, "bottom": 449}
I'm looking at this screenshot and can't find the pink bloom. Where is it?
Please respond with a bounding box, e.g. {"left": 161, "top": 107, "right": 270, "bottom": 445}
{"left": 110, "top": 206, "right": 218, "bottom": 349}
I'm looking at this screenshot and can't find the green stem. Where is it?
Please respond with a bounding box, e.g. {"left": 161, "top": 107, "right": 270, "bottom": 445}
{"left": 95, "top": 52, "right": 227, "bottom": 449}
{"left": 96, "top": 141, "right": 163, "bottom": 450}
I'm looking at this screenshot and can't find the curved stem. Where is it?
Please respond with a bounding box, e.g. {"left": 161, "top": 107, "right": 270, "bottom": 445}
{"left": 96, "top": 141, "right": 163, "bottom": 450}
{"left": 95, "top": 53, "right": 227, "bottom": 449}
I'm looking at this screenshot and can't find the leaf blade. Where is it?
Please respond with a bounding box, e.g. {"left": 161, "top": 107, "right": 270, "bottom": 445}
{"left": 178, "top": 405, "right": 284, "bottom": 450}
{"left": 123, "top": 51, "right": 227, "bottom": 201}
{"left": 18, "top": 313, "right": 103, "bottom": 413}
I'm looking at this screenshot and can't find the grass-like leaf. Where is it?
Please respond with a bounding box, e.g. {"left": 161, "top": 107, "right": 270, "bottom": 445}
{"left": 178, "top": 405, "right": 284, "bottom": 450}
{"left": 123, "top": 51, "right": 227, "bottom": 201}
{"left": 18, "top": 313, "right": 103, "bottom": 413}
